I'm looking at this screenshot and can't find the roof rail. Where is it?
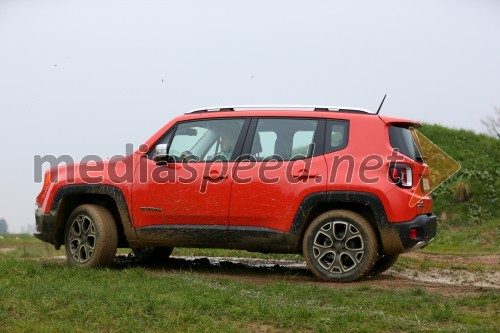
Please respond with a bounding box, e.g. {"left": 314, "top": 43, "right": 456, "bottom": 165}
{"left": 188, "top": 107, "right": 234, "bottom": 114}
{"left": 186, "top": 105, "right": 373, "bottom": 114}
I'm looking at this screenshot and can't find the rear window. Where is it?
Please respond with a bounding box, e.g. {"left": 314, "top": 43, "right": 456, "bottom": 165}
{"left": 389, "top": 126, "right": 422, "bottom": 161}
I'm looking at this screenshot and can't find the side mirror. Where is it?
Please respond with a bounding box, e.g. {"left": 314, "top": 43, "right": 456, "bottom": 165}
{"left": 153, "top": 144, "right": 168, "bottom": 165}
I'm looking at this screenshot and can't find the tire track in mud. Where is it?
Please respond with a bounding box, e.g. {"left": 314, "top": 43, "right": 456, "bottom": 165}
{"left": 114, "top": 254, "right": 499, "bottom": 296}
{"left": 41, "top": 253, "right": 499, "bottom": 295}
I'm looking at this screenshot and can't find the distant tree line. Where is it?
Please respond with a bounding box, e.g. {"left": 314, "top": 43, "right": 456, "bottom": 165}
{"left": 0, "top": 218, "right": 8, "bottom": 233}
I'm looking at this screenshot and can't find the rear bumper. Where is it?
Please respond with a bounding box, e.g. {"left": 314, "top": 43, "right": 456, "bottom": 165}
{"left": 34, "top": 208, "right": 56, "bottom": 245}
{"left": 396, "top": 213, "right": 437, "bottom": 252}
{"left": 380, "top": 213, "right": 437, "bottom": 254}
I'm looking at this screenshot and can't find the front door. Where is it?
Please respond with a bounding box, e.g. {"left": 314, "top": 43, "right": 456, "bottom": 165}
{"left": 132, "top": 117, "right": 248, "bottom": 245}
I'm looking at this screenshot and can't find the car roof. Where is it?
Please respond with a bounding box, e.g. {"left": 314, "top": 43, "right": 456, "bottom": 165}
{"left": 142, "top": 106, "right": 420, "bottom": 151}
{"left": 183, "top": 105, "right": 420, "bottom": 127}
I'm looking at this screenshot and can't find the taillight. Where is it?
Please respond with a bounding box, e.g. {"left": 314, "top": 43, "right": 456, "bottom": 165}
{"left": 409, "top": 228, "right": 418, "bottom": 240}
{"left": 400, "top": 167, "right": 409, "bottom": 186}
{"left": 389, "top": 164, "right": 413, "bottom": 188}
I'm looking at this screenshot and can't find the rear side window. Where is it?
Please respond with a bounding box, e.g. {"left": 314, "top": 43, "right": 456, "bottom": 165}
{"left": 389, "top": 126, "right": 421, "bottom": 161}
{"left": 324, "top": 120, "right": 349, "bottom": 153}
{"left": 250, "top": 118, "right": 318, "bottom": 161}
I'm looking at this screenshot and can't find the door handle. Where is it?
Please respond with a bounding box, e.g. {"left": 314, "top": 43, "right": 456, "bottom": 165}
{"left": 167, "top": 163, "right": 181, "bottom": 170}
{"left": 203, "top": 171, "right": 227, "bottom": 180}
{"left": 292, "top": 170, "right": 319, "bottom": 178}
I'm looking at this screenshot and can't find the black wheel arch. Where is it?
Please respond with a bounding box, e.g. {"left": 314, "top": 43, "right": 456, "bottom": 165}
{"left": 291, "top": 191, "right": 401, "bottom": 255}
{"left": 50, "top": 184, "right": 138, "bottom": 249}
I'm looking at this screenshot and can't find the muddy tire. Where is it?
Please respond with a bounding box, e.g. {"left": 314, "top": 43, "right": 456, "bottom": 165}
{"left": 303, "top": 210, "right": 379, "bottom": 282}
{"left": 132, "top": 247, "right": 173, "bottom": 262}
{"left": 369, "top": 254, "right": 399, "bottom": 277}
{"left": 64, "top": 204, "right": 118, "bottom": 267}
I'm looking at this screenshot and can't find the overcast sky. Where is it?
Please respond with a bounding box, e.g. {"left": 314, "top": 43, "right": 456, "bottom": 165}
{"left": 0, "top": 0, "right": 499, "bottom": 233}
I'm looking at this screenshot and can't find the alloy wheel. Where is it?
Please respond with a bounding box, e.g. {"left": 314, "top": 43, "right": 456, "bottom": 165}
{"left": 312, "top": 221, "right": 365, "bottom": 273}
{"left": 67, "top": 214, "right": 96, "bottom": 263}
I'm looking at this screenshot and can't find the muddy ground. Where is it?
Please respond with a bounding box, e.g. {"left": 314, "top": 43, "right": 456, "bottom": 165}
{"left": 107, "top": 252, "right": 499, "bottom": 296}
{"left": 10, "top": 249, "right": 497, "bottom": 296}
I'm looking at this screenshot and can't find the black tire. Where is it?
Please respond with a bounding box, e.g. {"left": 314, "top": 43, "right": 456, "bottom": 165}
{"left": 132, "top": 247, "right": 174, "bottom": 263}
{"left": 303, "top": 210, "right": 379, "bottom": 282}
{"left": 369, "top": 254, "right": 399, "bottom": 277}
{"left": 64, "top": 204, "right": 118, "bottom": 267}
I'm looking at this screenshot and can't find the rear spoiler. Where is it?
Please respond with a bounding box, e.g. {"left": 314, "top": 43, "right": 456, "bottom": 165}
{"left": 378, "top": 115, "right": 421, "bottom": 128}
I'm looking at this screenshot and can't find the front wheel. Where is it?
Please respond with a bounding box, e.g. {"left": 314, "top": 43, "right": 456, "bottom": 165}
{"left": 303, "top": 210, "right": 379, "bottom": 282}
{"left": 65, "top": 204, "right": 118, "bottom": 267}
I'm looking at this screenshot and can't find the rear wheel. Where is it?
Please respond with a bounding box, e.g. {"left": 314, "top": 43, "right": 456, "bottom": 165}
{"left": 369, "top": 254, "right": 399, "bottom": 277}
{"left": 65, "top": 204, "right": 118, "bottom": 267}
{"left": 303, "top": 210, "right": 378, "bottom": 282}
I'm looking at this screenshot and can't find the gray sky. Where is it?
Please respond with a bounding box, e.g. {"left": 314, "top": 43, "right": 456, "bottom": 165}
{"left": 0, "top": 0, "right": 499, "bottom": 233}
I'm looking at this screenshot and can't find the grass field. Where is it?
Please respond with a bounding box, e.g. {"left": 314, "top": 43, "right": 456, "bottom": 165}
{"left": 1, "top": 234, "right": 499, "bottom": 332}
{"left": 0, "top": 255, "right": 498, "bottom": 333}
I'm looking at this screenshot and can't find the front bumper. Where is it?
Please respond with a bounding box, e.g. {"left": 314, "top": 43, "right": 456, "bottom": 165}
{"left": 34, "top": 208, "right": 56, "bottom": 245}
{"left": 380, "top": 213, "right": 437, "bottom": 255}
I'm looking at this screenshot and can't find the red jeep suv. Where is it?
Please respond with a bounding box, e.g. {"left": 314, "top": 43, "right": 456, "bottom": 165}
{"left": 35, "top": 106, "right": 436, "bottom": 282}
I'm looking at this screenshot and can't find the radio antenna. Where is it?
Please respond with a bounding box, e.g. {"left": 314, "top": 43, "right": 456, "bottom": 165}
{"left": 376, "top": 94, "right": 387, "bottom": 115}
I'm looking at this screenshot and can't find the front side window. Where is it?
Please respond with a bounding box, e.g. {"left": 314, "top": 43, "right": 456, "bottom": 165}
{"left": 160, "top": 118, "right": 245, "bottom": 162}
{"left": 250, "top": 118, "right": 318, "bottom": 161}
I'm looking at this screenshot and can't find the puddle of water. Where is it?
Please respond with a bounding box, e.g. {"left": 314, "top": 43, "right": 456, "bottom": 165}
{"left": 182, "top": 256, "right": 308, "bottom": 269}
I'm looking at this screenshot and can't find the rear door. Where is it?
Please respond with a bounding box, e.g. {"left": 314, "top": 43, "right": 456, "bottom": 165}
{"left": 228, "top": 117, "right": 328, "bottom": 239}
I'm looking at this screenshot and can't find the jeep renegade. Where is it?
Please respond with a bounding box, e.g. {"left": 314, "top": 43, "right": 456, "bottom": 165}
{"left": 35, "top": 106, "right": 437, "bottom": 282}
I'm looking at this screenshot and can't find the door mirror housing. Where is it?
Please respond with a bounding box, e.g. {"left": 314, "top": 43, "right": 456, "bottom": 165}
{"left": 153, "top": 144, "right": 168, "bottom": 165}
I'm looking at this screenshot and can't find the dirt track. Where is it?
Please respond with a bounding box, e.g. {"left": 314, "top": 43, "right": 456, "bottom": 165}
{"left": 110, "top": 253, "right": 500, "bottom": 296}
{"left": 37, "top": 252, "right": 499, "bottom": 295}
